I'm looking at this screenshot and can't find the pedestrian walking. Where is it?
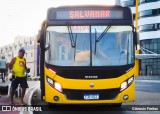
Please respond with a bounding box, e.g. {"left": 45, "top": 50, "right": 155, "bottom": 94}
{"left": 0, "top": 56, "right": 7, "bottom": 83}
{"left": 8, "top": 48, "right": 28, "bottom": 105}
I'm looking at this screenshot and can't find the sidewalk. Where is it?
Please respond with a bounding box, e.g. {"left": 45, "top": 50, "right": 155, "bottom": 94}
{"left": 0, "top": 95, "right": 21, "bottom": 114}
{"left": 0, "top": 80, "right": 22, "bottom": 114}
{"left": 136, "top": 76, "right": 160, "bottom": 80}
{"left": 0, "top": 80, "right": 39, "bottom": 114}
{"left": 136, "top": 76, "right": 160, "bottom": 83}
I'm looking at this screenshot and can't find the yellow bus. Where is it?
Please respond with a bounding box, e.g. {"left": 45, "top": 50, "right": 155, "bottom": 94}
{"left": 38, "top": 5, "right": 138, "bottom": 106}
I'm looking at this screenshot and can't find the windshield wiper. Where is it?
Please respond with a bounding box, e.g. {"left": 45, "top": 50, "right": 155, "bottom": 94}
{"left": 94, "top": 26, "right": 111, "bottom": 54}
{"left": 67, "top": 23, "right": 77, "bottom": 48}
{"left": 96, "top": 26, "right": 111, "bottom": 42}
{"left": 67, "top": 23, "right": 77, "bottom": 60}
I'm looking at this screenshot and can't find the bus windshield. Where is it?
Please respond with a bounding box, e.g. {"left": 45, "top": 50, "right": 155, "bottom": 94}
{"left": 45, "top": 26, "right": 134, "bottom": 66}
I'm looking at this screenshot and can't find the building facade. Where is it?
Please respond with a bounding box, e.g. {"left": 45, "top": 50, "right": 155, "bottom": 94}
{"left": 120, "top": 0, "right": 160, "bottom": 76}
{"left": 0, "top": 36, "right": 39, "bottom": 77}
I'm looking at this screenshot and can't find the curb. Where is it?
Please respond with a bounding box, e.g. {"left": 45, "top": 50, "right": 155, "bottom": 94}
{"left": 20, "top": 82, "right": 40, "bottom": 114}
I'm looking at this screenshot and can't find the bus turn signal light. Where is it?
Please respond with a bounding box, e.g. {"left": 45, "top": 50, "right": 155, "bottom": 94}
{"left": 49, "top": 68, "right": 56, "bottom": 74}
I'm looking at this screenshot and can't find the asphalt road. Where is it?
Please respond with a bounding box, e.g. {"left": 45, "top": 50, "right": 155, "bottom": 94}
{"left": 32, "top": 80, "right": 160, "bottom": 114}
{"left": 136, "top": 80, "right": 160, "bottom": 92}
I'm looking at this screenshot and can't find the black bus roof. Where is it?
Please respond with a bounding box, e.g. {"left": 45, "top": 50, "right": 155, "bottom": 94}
{"left": 46, "top": 5, "right": 133, "bottom": 26}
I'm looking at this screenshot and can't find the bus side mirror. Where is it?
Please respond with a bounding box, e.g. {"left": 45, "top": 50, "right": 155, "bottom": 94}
{"left": 45, "top": 43, "right": 50, "bottom": 51}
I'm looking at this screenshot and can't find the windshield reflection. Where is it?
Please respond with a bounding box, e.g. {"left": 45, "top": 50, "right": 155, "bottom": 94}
{"left": 45, "top": 26, "right": 134, "bottom": 66}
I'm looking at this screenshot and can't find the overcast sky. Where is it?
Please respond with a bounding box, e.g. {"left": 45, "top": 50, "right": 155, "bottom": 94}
{"left": 0, "top": 0, "right": 115, "bottom": 47}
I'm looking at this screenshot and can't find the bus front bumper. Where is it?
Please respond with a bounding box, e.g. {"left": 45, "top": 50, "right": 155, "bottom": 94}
{"left": 44, "top": 81, "right": 135, "bottom": 104}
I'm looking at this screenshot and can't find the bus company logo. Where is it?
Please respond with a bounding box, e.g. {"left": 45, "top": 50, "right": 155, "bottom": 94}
{"left": 90, "top": 83, "right": 94, "bottom": 88}
{"left": 85, "top": 76, "right": 98, "bottom": 79}
{"left": 2, "top": 106, "right": 11, "bottom": 111}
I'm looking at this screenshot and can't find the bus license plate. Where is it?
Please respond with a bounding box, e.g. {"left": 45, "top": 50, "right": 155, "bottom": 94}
{"left": 84, "top": 94, "right": 99, "bottom": 100}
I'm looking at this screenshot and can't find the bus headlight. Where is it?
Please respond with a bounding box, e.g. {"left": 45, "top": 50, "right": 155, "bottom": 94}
{"left": 121, "top": 82, "right": 128, "bottom": 91}
{"left": 120, "top": 76, "right": 134, "bottom": 91}
{"left": 54, "top": 82, "right": 62, "bottom": 92}
{"left": 46, "top": 76, "right": 62, "bottom": 92}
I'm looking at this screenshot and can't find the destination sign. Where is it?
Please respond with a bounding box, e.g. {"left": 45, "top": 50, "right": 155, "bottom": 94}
{"left": 55, "top": 9, "right": 123, "bottom": 20}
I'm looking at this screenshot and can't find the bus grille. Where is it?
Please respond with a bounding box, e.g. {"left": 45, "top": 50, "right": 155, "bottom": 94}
{"left": 63, "top": 88, "right": 120, "bottom": 100}
{"left": 57, "top": 69, "right": 122, "bottom": 79}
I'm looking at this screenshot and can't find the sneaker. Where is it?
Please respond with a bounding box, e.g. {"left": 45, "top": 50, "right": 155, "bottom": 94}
{"left": 20, "top": 102, "right": 27, "bottom": 106}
